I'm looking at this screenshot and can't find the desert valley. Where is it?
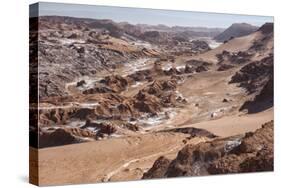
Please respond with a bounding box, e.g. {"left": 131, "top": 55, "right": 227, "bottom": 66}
{"left": 29, "top": 14, "right": 273, "bottom": 186}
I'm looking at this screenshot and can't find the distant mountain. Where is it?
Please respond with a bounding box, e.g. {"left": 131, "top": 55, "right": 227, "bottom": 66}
{"left": 118, "top": 22, "right": 224, "bottom": 43}
{"left": 214, "top": 23, "right": 258, "bottom": 42}
{"left": 132, "top": 24, "right": 224, "bottom": 38}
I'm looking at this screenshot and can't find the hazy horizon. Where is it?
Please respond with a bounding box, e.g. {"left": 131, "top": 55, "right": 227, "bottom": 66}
{"left": 31, "top": 2, "right": 273, "bottom": 28}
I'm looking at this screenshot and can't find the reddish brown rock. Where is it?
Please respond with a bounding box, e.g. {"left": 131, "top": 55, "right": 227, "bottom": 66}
{"left": 100, "top": 75, "right": 129, "bottom": 93}
{"left": 133, "top": 91, "right": 162, "bottom": 114}
{"left": 39, "top": 128, "right": 81, "bottom": 148}
{"left": 143, "top": 121, "right": 273, "bottom": 179}
{"left": 39, "top": 107, "right": 78, "bottom": 126}
{"left": 142, "top": 156, "right": 171, "bottom": 179}
{"left": 142, "top": 79, "right": 177, "bottom": 97}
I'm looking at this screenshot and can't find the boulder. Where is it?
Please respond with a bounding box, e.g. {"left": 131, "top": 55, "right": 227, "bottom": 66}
{"left": 222, "top": 98, "right": 229, "bottom": 103}
{"left": 185, "top": 65, "right": 195, "bottom": 73}
{"left": 76, "top": 80, "right": 86, "bottom": 87}
{"left": 195, "top": 65, "right": 208, "bottom": 72}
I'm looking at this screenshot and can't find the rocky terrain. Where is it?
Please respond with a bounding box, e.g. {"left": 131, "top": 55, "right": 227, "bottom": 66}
{"left": 29, "top": 15, "right": 274, "bottom": 186}
{"left": 35, "top": 16, "right": 215, "bottom": 99}
{"left": 143, "top": 120, "right": 273, "bottom": 178}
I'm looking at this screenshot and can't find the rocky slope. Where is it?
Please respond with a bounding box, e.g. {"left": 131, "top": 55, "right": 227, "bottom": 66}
{"left": 37, "top": 16, "right": 158, "bottom": 98}
{"left": 213, "top": 22, "right": 273, "bottom": 113}
{"left": 143, "top": 120, "right": 273, "bottom": 179}
{"left": 36, "top": 16, "right": 215, "bottom": 99}
{"left": 230, "top": 54, "right": 273, "bottom": 113}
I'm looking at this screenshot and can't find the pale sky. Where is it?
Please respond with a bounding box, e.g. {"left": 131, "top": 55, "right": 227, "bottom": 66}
{"left": 30, "top": 2, "right": 273, "bottom": 28}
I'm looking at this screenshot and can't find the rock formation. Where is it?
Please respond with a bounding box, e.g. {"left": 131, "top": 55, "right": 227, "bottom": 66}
{"left": 143, "top": 121, "right": 273, "bottom": 179}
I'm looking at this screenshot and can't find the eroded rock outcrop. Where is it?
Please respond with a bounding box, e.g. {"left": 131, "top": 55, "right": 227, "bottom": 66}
{"left": 184, "top": 59, "right": 211, "bottom": 73}
{"left": 133, "top": 91, "right": 162, "bottom": 114}
{"left": 216, "top": 50, "right": 252, "bottom": 64}
{"left": 39, "top": 128, "right": 89, "bottom": 148}
{"left": 82, "top": 120, "right": 117, "bottom": 136}
{"left": 240, "top": 77, "right": 273, "bottom": 113}
{"left": 208, "top": 121, "right": 273, "bottom": 174}
{"left": 83, "top": 86, "right": 115, "bottom": 94}
{"left": 100, "top": 75, "right": 130, "bottom": 93}
{"left": 143, "top": 121, "right": 273, "bottom": 179}
{"left": 127, "top": 69, "right": 153, "bottom": 82}
{"left": 230, "top": 54, "right": 273, "bottom": 93}
{"left": 142, "top": 79, "right": 177, "bottom": 97}
{"left": 230, "top": 54, "right": 273, "bottom": 112}
{"left": 142, "top": 156, "right": 171, "bottom": 179}
{"left": 163, "top": 127, "right": 217, "bottom": 139}
{"left": 217, "top": 64, "right": 235, "bottom": 71}
{"left": 39, "top": 107, "right": 78, "bottom": 126}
